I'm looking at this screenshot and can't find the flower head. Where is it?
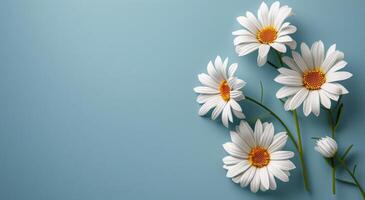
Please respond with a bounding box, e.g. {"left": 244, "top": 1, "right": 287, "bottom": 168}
{"left": 223, "top": 120, "right": 295, "bottom": 192}
{"left": 274, "top": 41, "right": 352, "bottom": 116}
{"left": 314, "top": 136, "right": 338, "bottom": 158}
{"left": 194, "top": 56, "right": 246, "bottom": 127}
{"left": 233, "top": 1, "right": 297, "bottom": 66}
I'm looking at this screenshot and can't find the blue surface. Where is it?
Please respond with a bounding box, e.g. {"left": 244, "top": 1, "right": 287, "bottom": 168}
{"left": 0, "top": 0, "right": 364, "bottom": 199}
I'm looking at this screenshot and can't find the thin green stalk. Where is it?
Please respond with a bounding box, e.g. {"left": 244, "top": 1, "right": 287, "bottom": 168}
{"left": 331, "top": 158, "right": 336, "bottom": 194}
{"left": 293, "top": 110, "right": 310, "bottom": 191}
{"left": 327, "top": 108, "right": 336, "bottom": 194}
{"left": 245, "top": 96, "right": 298, "bottom": 150}
{"left": 336, "top": 156, "right": 365, "bottom": 199}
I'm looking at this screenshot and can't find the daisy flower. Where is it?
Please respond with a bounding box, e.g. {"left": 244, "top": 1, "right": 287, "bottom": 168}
{"left": 233, "top": 1, "right": 297, "bottom": 66}
{"left": 223, "top": 120, "right": 295, "bottom": 192}
{"left": 193, "top": 56, "right": 246, "bottom": 128}
{"left": 274, "top": 41, "right": 353, "bottom": 116}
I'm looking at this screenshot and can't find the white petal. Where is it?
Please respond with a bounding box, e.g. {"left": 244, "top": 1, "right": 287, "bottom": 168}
{"left": 289, "top": 88, "right": 309, "bottom": 110}
{"left": 234, "top": 35, "right": 257, "bottom": 45}
{"left": 278, "top": 67, "right": 301, "bottom": 76}
{"left": 274, "top": 6, "right": 292, "bottom": 28}
{"left": 232, "top": 29, "right": 254, "bottom": 36}
{"left": 232, "top": 79, "right": 246, "bottom": 90}
{"left": 257, "top": 2, "right": 269, "bottom": 26}
{"left": 268, "top": 164, "right": 289, "bottom": 182}
{"left": 312, "top": 41, "right": 325, "bottom": 67}
{"left": 193, "top": 86, "right": 219, "bottom": 94}
{"left": 270, "top": 42, "right": 287, "bottom": 53}
{"left": 300, "top": 43, "right": 314, "bottom": 68}
{"left": 223, "top": 142, "right": 245, "bottom": 158}
{"left": 196, "top": 94, "right": 215, "bottom": 104}
{"left": 260, "top": 123, "right": 274, "bottom": 148}
{"left": 235, "top": 43, "right": 260, "bottom": 56}
{"left": 321, "top": 89, "right": 339, "bottom": 101}
{"left": 322, "top": 51, "right": 341, "bottom": 73}
{"left": 230, "top": 131, "right": 250, "bottom": 153}
{"left": 303, "top": 91, "right": 313, "bottom": 116}
{"left": 198, "top": 73, "right": 219, "bottom": 88}
{"left": 240, "top": 166, "right": 256, "bottom": 187}
{"left": 282, "top": 56, "right": 301, "bottom": 72}
{"left": 310, "top": 90, "right": 320, "bottom": 116}
{"left": 238, "top": 121, "right": 255, "bottom": 148}
{"left": 211, "top": 100, "right": 225, "bottom": 120}
{"left": 198, "top": 96, "right": 219, "bottom": 116}
{"left": 233, "top": 109, "right": 245, "bottom": 119}
{"left": 278, "top": 25, "right": 297, "bottom": 36}
{"left": 226, "top": 160, "right": 250, "bottom": 178}
{"left": 292, "top": 51, "right": 308, "bottom": 72}
{"left": 246, "top": 11, "right": 262, "bottom": 30}
{"left": 207, "top": 61, "right": 220, "bottom": 82}
{"left": 274, "top": 75, "right": 303, "bottom": 86}
{"left": 271, "top": 151, "right": 294, "bottom": 160}
{"left": 321, "top": 83, "right": 349, "bottom": 95}
{"left": 326, "top": 44, "right": 336, "bottom": 58}
{"left": 276, "top": 86, "right": 302, "bottom": 99}
{"left": 319, "top": 90, "right": 331, "bottom": 109}
{"left": 285, "top": 40, "right": 297, "bottom": 50}
{"left": 228, "top": 63, "right": 238, "bottom": 77}
{"left": 276, "top": 35, "right": 293, "bottom": 43}
{"left": 268, "top": 132, "right": 288, "bottom": 152}
{"left": 237, "top": 16, "right": 259, "bottom": 34}
{"left": 328, "top": 61, "right": 348, "bottom": 73}
{"left": 271, "top": 160, "right": 296, "bottom": 170}
{"left": 250, "top": 170, "right": 261, "bottom": 193}
{"left": 223, "top": 156, "right": 242, "bottom": 165}
{"left": 259, "top": 167, "right": 270, "bottom": 190}
{"left": 221, "top": 104, "right": 232, "bottom": 127}
{"left": 268, "top": 1, "right": 280, "bottom": 25}
{"left": 326, "top": 71, "right": 353, "bottom": 82}
{"left": 268, "top": 169, "right": 277, "bottom": 190}
{"left": 254, "top": 119, "right": 263, "bottom": 145}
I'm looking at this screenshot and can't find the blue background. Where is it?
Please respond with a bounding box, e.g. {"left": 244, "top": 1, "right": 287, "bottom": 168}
{"left": 0, "top": 0, "right": 364, "bottom": 199}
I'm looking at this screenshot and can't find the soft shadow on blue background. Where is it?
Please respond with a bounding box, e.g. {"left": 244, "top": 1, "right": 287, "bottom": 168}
{"left": 0, "top": 0, "right": 364, "bottom": 199}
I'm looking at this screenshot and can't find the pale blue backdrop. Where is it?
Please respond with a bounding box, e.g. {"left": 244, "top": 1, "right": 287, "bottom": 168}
{"left": 0, "top": 0, "right": 364, "bottom": 199}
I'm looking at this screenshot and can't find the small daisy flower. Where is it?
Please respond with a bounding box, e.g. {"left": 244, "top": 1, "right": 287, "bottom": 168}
{"left": 194, "top": 56, "right": 246, "bottom": 127}
{"left": 233, "top": 1, "right": 297, "bottom": 66}
{"left": 314, "top": 136, "right": 338, "bottom": 158}
{"left": 274, "top": 41, "right": 352, "bottom": 116}
{"left": 223, "top": 120, "right": 295, "bottom": 192}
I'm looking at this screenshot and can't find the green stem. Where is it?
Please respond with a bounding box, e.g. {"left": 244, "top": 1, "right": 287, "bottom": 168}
{"left": 327, "top": 109, "right": 336, "bottom": 194}
{"left": 336, "top": 156, "right": 365, "bottom": 199}
{"left": 293, "top": 110, "right": 310, "bottom": 191}
{"left": 245, "top": 96, "right": 299, "bottom": 150}
{"left": 331, "top": 158, "right": 336, "bottom": 194}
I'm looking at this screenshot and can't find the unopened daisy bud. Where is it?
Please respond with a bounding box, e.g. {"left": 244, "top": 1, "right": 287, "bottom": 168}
{"left": 314, "top": 136, "right": 338, "bottom": 158}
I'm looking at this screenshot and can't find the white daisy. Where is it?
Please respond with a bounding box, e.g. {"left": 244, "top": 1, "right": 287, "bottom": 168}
{"left": 314, "top": 136, "right": 338, "bottom": 158}
{"left": 193, "top": 56, "right": 246, "bottom": 128}
{"left": 223, "top": 120, "right": 295, "bottom": 192}
{"left": 233, "top": 1, "right": 297, "bottom": 66}
{"left": 274, "top": 41, "right": 353, "bottom": 116}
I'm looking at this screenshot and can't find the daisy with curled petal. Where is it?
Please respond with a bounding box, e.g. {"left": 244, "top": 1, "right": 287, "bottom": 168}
{"left": 223, "top": 120, "right": 295, "bottom": 193}
{"left": 193, "top": 56, "right": 246, "bottom": 127}
{"left": 274, "top": 40, "right": 353, "bottom": 116}
{"left": 233, "top": 1, "right": 297, "bottom": 66}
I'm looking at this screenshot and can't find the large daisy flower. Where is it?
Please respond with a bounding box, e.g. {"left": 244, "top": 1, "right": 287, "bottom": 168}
{"left": 193, "top": 56, "right": 246, "bottom": 127}
{"left": 223, "top": 120, "right": 295, "bottom": 192}
{"left": 274, "top": 41, "right": 352, "bottom": 116}
{"left": 233, "top": 1, "right": 297, "bottom": 66}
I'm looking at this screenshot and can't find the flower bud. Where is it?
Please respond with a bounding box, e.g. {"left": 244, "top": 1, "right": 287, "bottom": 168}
{"left": 314, "top": 136, "right": 338, "bottom": 158}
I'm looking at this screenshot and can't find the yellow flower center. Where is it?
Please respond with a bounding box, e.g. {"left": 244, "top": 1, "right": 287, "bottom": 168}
{"left": 218, "top": 80, "right": 230, "bottom": 102}
{"left": 303, "top": 69, "right": 326, "bottom": 90}
{"left": 248, "top": 147, "right": 270, "bottom": 168}
{"left": 257, "top": 26, "right": 277, "bottom": 44}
